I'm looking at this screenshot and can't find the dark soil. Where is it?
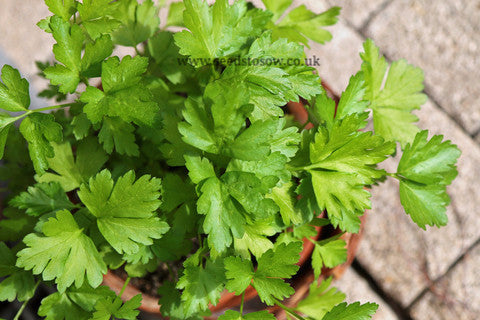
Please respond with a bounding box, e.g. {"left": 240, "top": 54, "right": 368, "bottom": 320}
{"left": 112, "top": 260, "right": 184, "bottom": 298}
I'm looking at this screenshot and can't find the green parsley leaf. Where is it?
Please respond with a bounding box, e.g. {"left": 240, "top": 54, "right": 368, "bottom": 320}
{"left": 112, "top": 0, "right": 160, "bottom": 47}
{"left": 266, "top": 181, "right": 303, "bottom": 225}
{"left": 152, "top": 204, "right": 196, "bottom": 261}
{"left": 311, "top": 235, "right": 347, "bottom": 278}
{"left": 0, "top": 208, "right": 36, "bottom": 242}
{"left": 148, "top": 31, "right": 194, "bottom": 85}
{"left": 19, "top": 112, "right": 63, "bottom": 174}
{"left": 397, "top": 130, "right": 461, "bottom": 229}
{"left": 233, "top": 219, "right": 279, "bottom": 258}
{"left": 10, "top": 182, "right": 75, "bottom": 216}
{"left": 160, "top": 173, "right": 197, "bottom": 213}
{"left": 178, "top": 91, "right": 252, "bottom": 157}
{"left": 304, "top": 113, "right": 395, "bottom": 232}
{"left": 91, "top": 294, "right": 141, "bottom": 320}
{"left": 81, "top": 55, "right": 158, "bottom": 126}
{"left": 178, "top": 97, "right": 220, "bottom": 155}
{"left": 44, "top": 16, "right": 83, "bottom": 94}
{"left": 185, "top": 154, "right": 216, "bottom": 184}
{"left": 221, "top": 65, "right": 289, "bottom": 120}
{"left": 45, "top": 0, "right": 77, "bottom": 21}
{"left": 322, "top": 302, "right": 378, "bottom": 320}
{"left": 195, "top": 163, "right": 279, "bottom": 253}
{"left": 336, "top": 72, "right": 369, "bottom": 119}
{"left": 81, "top": 34, "right": 115, "bottom": 78}
{"left": 266, "top": 2, "right": 340, "bottom": 47}
{"left": 158, "top": 280, "right": 207, "bottom": 320}
{"left": 0, "top": 115, "right": 12, "bottom": 159}
{"left": 296, "top": 278, "right": 346, "bottom": 320}
{"left": 98, "top": 117, "right": 139, "bottom": 156}
{"left": 38, "top": 291, "right": 91, "bottom": 320}
{"left": 0, "top": 65, "right": 30, "bottom": 112}
{"left": 174, "top": 0, "right": 270, "bottom": 66}
{"left": 36, "top": 138, "right": 108, "bottom": 192}
{"left": 228, "top": 152, "right": 290, "bottom": 185}
{"left": 361, "top": 39, "right": 427, "bottom": 146}
{"left": 38, "top": 285, "right": 117, "bottom": 320}
{"left": 196, "top": 175, "right": 245, "bottom": 253}
{"left": 219, "top": 33, "right": 322, "bottom": 120}
{"left": 261, "top": 0, "right": 292, "bottom": 21}
{"left": 77, "top": 0, "right": 121, "bottom": 40}
{"left": 78, "top": 170, "right": 169, "bottom": 254}
{"left": 16, "top": 210, "right": 107, "bottom": 292}
{"left": 177, "top": 259, "right": 225, "bottom": 316}
{"left": 226, "top": 120, "right": 279, "bottom": 161}
{"left": 166, "top": 2, "right": 186, "bottom": 27}
{"left": 0, "top": 243, "right": 36, "bottom": 302}
{"left": 219, "top": 310, "right": 276, "bottom": 320}
{"left": 71, "top": 113, "right": 92, "bottom": 139}
{"left": 224, "top": 256, "right": 254, "bottom": 294}
{"left": 225, "top": 242, "right": 302, "bottom": 305}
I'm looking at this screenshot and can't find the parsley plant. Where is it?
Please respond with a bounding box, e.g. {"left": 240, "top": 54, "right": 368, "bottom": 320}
{"left": 0, "top": 0, "right": 460, "bottom": 319}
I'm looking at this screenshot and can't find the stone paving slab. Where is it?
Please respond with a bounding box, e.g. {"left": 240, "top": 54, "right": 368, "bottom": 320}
{"left": 410, "top": 242, "right": 480, "bottom": 320}
{"left": 300, "top": 1, "right": 480, "bottom": 311}
{"left": 365, "top": 0, "right": 480, "bottom": 135}
{"left": 0, "top": 0, "right": 54, "bottom": 95}
{"left": 334, "top": 268, "right": 399, "bottom": 320}
{"left": 2, "top": 1, "right": 479, "bottom": 318}
{"left": 356, "top": 98, "right": 480, "bottom": 308}
{"left": 305, "top": 21, "right": 365, "bottom": 94}
{"left": 325, "top": 0, "right": 389, "bottom": 29}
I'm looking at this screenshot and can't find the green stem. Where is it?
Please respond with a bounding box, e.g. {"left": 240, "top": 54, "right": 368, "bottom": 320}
{"left": 119, "top": 276, "right": 131, "bottom": 299}
{"left": 166, "top": 263, "right": 176, "bottom": 280}
{"left": 13, "top": 281, "right": 40, "bottom": 320}
{"left": 135, "top": 46, "right": 142, "bottom": 56}
{"left": 275, "top": 300, "right": 307, "bottom": 320}
{"left": 81, "top": 76, "right": 90, "bottom": 86}
{"left": 13, "top": 300, "right": 29, "bottom": 320}
{"left": 386, "top": 172, "right": 400, "bottom": 179}
{"left": 210, "top": 64, "right": 220, "bottom": 80}
{"left": 33, "top": 103, "right": 74, "bottom": 113}
{"left": 239, "top": 291, "right": 246, "bottom": 316}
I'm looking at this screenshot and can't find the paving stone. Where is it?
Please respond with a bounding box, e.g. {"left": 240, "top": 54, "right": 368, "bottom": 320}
{"left": 365, "top": 0, "right": 480, "bottom": 134}
{"left": 410, "top": 243, "right": 480, "bottom": 320}
{"left": 0, "top": 0, "right": 54, "bottom": 94}
{"left": 334, "top": 268, "right": 400, "bottom": 320}
{"left": 305, "top": 21, "right": 365, "bottom": 94}
{"left": 357, "top": 99, "right": 480, "bottom": 306}
{"left": 325, "top": 0, "right": 390, "bottom": 29}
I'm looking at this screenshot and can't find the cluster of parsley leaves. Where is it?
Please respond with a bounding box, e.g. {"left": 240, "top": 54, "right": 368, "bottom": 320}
{"left": 0, "top": 0, "right": 460, "bottom": 319}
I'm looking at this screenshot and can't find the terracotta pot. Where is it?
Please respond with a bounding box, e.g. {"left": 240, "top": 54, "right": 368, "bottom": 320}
{"left": 102, "top": 82, "right": 364, "bottom": 317}
{"left": 102, "top": 223, "right": 323, "bottom": 315}
{"left": 102, "top": 215, "right": 365, "bottom": 317}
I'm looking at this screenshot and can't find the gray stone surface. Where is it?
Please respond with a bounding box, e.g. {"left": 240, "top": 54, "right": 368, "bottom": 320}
{"left": 410, "top": 243, "right": 480, "bottom": 320}
{"left": 0, "top": 0, "right": 54, "bottom": 92}
{"left": 300, "top": 1, "right": 366, "bottom": 94}
{"left": 1, "top": 1, "right": 479, "bottom": 318}
{"left": 291, "top": 1, "right": 480, "bottom": 311}
{"left": 305, "top": 21, "right": 365, "bottom": 94}
{"left": 326, "top": 0, "right": 389, "bottom": 29}
{"left": 365, "top": 0, "right": 480, "bottom": 134}
{"left": 357, "top": 99, "right": 480, "bottom": 307}
{"left": 334, "top": 268, "right": 400, "bottom": 320}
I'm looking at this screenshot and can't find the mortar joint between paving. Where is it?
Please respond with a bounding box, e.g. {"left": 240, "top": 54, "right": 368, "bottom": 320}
{"left": 358, "top": 0, "right": 395, "bottom": 35}
{"left": 406, "top": 236, "right": 480, "bottom": 310}
{"left": 352, "top": 259, "right": 414, "bottom": 320}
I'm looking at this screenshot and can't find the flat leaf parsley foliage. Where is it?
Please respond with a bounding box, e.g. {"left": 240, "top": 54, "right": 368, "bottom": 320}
{"left": 0, "top": 0, "right": 460, "bottom": 319}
